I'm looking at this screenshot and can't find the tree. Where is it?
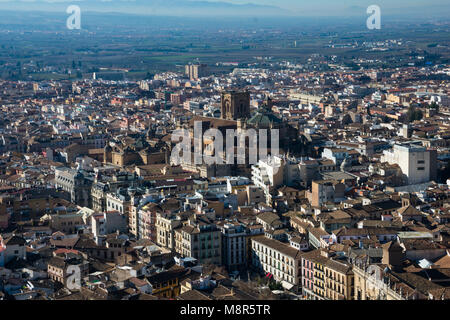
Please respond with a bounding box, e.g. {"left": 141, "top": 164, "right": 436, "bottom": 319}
{"left": 268, "top": 280, "right": 283, "bottom": 291}
{"left": 428, "top": 102, "right": 438, "bottom": 109}
{"left": 407, "top": 106, "right": 423, "bottom": 122}
{"left": 416, "top": 109, "right": 423, "bottom": 121}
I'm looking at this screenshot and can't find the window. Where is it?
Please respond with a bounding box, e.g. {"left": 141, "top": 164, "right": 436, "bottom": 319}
{"left": 417, "top": 167, "right": 425, "bottom": 171}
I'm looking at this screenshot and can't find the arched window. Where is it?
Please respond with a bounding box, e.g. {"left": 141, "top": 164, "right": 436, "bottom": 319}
{"left": 226, "top": 101, "right": 231, "bottom": 114}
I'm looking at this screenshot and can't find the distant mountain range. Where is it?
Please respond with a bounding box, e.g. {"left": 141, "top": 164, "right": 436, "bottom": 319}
{"left": 0, "top": 0, "right": 448, "bottom": 19}
{"left": 0, "top": 0, "right": 289, "bottom": 16}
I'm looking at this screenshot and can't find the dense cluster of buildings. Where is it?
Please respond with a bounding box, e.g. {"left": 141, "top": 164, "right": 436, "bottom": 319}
{"left": 0, "top": 58, "right": 449, "bottom": 300}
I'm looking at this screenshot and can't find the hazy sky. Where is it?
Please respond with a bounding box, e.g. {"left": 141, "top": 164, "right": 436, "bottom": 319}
{"left": 206, "top": 0, "right": 447, "bottom": 8}
{"left": 193, "top": 0, "right": 450, "bottom": 15}
{"left": 0, "top": 0, "right": 448, "bottom": 17}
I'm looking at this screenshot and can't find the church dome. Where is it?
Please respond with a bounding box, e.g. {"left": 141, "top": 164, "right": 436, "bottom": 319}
{"left": 247, "top": 111, "right": 282, "bottom": 127}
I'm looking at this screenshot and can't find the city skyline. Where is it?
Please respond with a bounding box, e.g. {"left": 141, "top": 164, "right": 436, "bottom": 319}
{"left": 0, "top": 0, "right": 449, "bottom": 306}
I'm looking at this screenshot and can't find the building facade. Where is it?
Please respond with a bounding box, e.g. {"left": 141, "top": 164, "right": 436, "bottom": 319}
{"left": 218, "top": 222, "right": 247, "bottom": 272}
{"left": 251, "top": 236, "right": 302, "bottom": 292}
{"left": 174, "top": 215, "right": 222, "bottom": 265}
{"left": 381, "top": 143, "right": 432, "bottom": 185}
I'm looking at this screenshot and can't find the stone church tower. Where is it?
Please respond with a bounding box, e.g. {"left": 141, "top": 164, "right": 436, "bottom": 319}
{"left": 221, "top": 90, "right": 250, "bottom": 120}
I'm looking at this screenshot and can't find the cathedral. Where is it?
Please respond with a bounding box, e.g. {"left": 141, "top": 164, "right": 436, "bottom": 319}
{"left": 171, "top": 91, "right": 304, "bottom": 177}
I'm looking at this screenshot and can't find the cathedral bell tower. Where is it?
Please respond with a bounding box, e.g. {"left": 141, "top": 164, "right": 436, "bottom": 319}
{"left": 221, "top": 90, "right": 250, "bottom": 120}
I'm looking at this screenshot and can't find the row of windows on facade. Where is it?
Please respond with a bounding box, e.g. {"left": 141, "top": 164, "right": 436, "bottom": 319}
{"left": 107, "top": 201, "right": 123, "bottom": 212}
{"left": 253, "top": 259, "right": 295, "bottom": 283}
{"left": 258, "top": 258, "right": 294, "bottom": 276}
{"left": 303, "top": 279, "right": 353, "bottom": 298}
{"left": 57, "top": 177, "right": 74, "bottom": 184}
{"left": 252, "top": 243, "right": 294, "bottom": 266}
{"left": 303, "top": 264, "right": 352, "bottom": 285}
{"left": 187, "top": 250, "right": 220, "bottom": 259}
{"left": 153, "top": 279, "right": 177, "bottom": 289}
{"left": 180, "top": 233, "right": 220, "bottom": 241}
{"left": 228, "top": 252, "right": 245, "bottom": 265}
{"left": 59, "top": 221, "right": 80, "bottom": 226}
{"left": 252, "top": 252, "right": 295, "bottom": 275}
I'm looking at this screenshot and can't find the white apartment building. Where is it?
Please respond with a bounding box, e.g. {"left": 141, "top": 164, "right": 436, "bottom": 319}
{"left": 251, "top": 236, "right": 302, "bottom": 292}
{"left": 251, "top": 156, "right": 301, "bottom": 201}
{"left": 91, "top": 211, "right": 127, "bottom": 244}
{"left": 321, "top": 147, "right": 349, "bottom": 166}
{"left": 251, "top": 156, "right": 284, "bottom": 197}
{"left": 106, "top": 190, "right": 131, "bottom": 214}
{"left": 381, "top": 144, "right": 431, "bottom": 185}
